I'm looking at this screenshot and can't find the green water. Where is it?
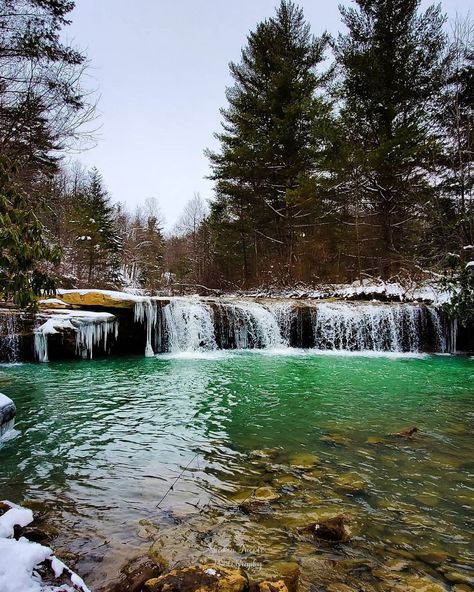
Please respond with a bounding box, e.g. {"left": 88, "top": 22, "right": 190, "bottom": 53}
{"left": 0, "top": 351, "right": 473, "bottom": 589}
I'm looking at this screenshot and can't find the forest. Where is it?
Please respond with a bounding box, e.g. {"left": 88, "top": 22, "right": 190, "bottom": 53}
{"left": 0, "top": 0, "right": 473, "bottom": 307}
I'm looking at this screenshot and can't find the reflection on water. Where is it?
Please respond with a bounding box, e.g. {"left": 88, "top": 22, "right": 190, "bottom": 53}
{"left": 0, "top": 352, "right": 473, "bottom": 588}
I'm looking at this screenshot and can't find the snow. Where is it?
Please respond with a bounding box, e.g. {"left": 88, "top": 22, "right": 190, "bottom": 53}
{"left": 57, "top": 289, "right": 147, "bottom": 302}
{"left": 34, "top": 310, "right": 118, "bottom": 362}
{"left": 38, "top": 299, "right": 68, "bottom": 307}
{"left": 0, "top": 393, "right": 14, "bottom": 408}
{"left": 0, "top": 502, "right": 91, "bottom": 592}
{"left": 465, "top": 261, "right": 474, "bottom": 269}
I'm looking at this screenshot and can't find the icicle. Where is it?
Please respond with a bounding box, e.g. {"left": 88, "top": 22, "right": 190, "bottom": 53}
{"left": 134, "top": 299, "right": 157, "bottom": 357}
{"left": 34, "top": 331, "right": 49, "bottom": 363}
{"left": 75, "top": 318, "right": 118, "bottom": 359}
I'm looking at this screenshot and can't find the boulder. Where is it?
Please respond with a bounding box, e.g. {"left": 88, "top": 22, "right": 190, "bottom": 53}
{"left": 0, "top": 393, "right": 16, "bottom": 436}
{"left": 144, "top": 564, "right": 249, "bottom": 592}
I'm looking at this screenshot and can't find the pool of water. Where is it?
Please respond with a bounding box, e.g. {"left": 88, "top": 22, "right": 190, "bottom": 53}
{"left": 0, "top": 352, "right": 473, "bottom": 590}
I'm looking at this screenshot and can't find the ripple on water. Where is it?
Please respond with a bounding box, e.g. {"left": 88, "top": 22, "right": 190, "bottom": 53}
{"left": 0, "top": 353, "right": 473, "bottom": 587}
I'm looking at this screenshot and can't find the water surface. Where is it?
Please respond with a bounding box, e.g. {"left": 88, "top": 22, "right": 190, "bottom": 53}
{"left": 0, "top": 353, "right": 473, "bottom": 588}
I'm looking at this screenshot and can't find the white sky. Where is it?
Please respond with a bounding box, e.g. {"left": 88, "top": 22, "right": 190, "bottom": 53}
{"left": 67, "top": 0, "right": 472, "bottom": 228}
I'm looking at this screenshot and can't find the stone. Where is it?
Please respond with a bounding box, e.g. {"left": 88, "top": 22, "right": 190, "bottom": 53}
{"left": 301, "top": 469, "right": 325, "bottom": 482}
{"left": 385, "top": 559, "right": 410, "bottom": 572}
{"left": 335, "top": 471, "right": 368, "bottom": 493}
{"left": 320, "top": 433, "right": 351, "bottom": 446}
{"left": 308, "top": 514, "right": 352, "bottom": 543}
{"left": 366, "top": 436, "right": 385, "bottom": 445}
{"left": 0, "top": 501, "right": 11, "bottom": 515}
{"left": 58, "top": 289, "right": 139, "bottom": 309}
{"left": 38, "top": 298, "right": 69, "bottom": 309}
{"left": 288, "top": 453, "right": 320, "bottom": 469}
{"left": 453, "top": 585, "right": 473, "bottom": 592}
{"left": 417, "top": 551, "right": 449, "bottom": 566}
{"left": 273, "top": 475, "right": 300, "bottom": 488}
{"left": 108, "top": 556, "right": 166, "bottom": 592}
{"left": 392, "top": 426, "right": 418, "bottom": 438}
{"left": 380, "top": 573, "right": 447, "bottom": 592}
{"left": 443, "top": 572, "right": 474, "bottom": 586}
{"left": 326, "top": 584, "right": 356, "bottom": 592}
{"left": 253, "top": 487, "right": 281, "bottom": 503}
{"left": 250, "top": 449, "right": 278, "bottom": 460}
{"left": 257, "top": 580, "right": 288, "bottom": 592}
{"left": 148, "top": 541, "right": 170, "bottom": 572}
{"left": 14, "top": 525, "right": 49, "bottom": 544}
{"left": 257, "top": 562, "right": 299, "bottom": 592}
{"left": 144, "top": 564, "right": 249, "bottom": 592}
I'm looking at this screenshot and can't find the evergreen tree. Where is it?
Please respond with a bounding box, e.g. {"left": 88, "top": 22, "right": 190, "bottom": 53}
{"left": 71, "top": 168, "right": 121, "bottom": 285}
{"left": 436, "top": 18, "right": 474, "bottom": 254}
{"left": 207, "top": 0, "right": 331, "bottom": 286}
{"left": 334, "top": 0, "right": 448, "bottom": 278}
{"left": 0, "top": 156, "right": 61, "bottom": 308}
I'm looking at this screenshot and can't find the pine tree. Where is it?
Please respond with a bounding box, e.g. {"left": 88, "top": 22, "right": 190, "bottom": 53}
{"left": 0, "top": 156, "right": 61, "bottom": 308}
{"left": 334, "top": 0, "right": 448, "bottom": 279}
{"left": 71, "top": 168, "right": 121, "bottom": 286}
{"left": 437, "top": 18, "right": 474, "bottom": 254}
{"left": 206, "top": 0, "right": 331, "bottom": 286}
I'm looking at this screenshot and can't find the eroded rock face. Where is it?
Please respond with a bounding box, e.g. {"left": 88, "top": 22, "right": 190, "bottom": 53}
{"left": 58, "top": 290, "right": 139, "bottom": 309}
{"left": 144, "top": 564, "right": 249, "bottom": 592}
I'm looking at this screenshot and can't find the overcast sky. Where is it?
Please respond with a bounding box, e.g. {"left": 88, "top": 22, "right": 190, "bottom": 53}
{"left": 67, "top": 0, "right": 471, "bottom": 228}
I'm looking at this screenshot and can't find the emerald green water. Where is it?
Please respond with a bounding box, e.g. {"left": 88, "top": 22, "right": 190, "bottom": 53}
{"left": 0, "top": 352, "right": 473, "bottom": 589}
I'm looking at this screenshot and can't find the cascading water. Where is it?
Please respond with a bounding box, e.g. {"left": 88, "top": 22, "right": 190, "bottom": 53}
{"left": 214, "top": 300, "right": 286, "bottom": 349}
{"left": 162, "top": 299, "right": 217, "bottom": 353}
{"left": 311, "top": 302, "right": 445, "bottom": 353}
{"left": 0, "top": 313, "right": 21, "bottom": 362}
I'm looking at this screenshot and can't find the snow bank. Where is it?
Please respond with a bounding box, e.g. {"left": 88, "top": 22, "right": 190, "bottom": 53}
{"left": 0, "top": 393, "right": 14, "bottom": 408}
{"left": 0, "top": 501, "right": 90, "bottom": 592}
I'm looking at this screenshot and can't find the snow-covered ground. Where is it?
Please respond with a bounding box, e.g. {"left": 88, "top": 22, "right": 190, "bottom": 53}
{"left": 0, "top": 501, "right": 90, "bottom": 592}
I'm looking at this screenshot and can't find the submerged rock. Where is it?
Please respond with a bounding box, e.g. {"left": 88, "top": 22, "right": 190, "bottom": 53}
{"left": 288, "top": 453, "right": 320, "bottom": 469}
{"left": 144, "top": 564, "right": 249, "bottom": 592}
{"left": 335, "top": 471, "right": 368, "bottom": 493}
{"left": 366, "top": 436, "right": 385, "bottom": 445}
{"left": 320, "top": 433, "right": 351, "bottom": 446}
{"left": 107, "top": 556, "right": 165, "bottom": 592}
{"left": 307, "top": 514, "right": 352, "bottom": 543}
{"left": 256, "top": 562, "right": 299, "bottom": 592}
{"left": 392, "top": 426, "right": 418, "bottom": 438}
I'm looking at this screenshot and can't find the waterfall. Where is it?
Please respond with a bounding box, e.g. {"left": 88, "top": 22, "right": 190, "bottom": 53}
{"left": 215, "top": 300, "right": 286, "bottom": 349}
{"left": 311, "top": 303, "right": 445, "bottom": 352}
{"left": 134, "top": 299, "right": 158, "bottom": 357}
{"left": 0, "top": 313, "right": 21, "bottom": 362}
{"left": 162, "top": 299, "right": 217, "bottom": 353}
{"left": 34, "top": 313, "right": 118, "bottom": 362}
